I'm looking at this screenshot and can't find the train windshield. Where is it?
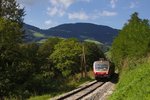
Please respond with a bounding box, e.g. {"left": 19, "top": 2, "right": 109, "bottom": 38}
{"left": 95, "top": 63, "right": 108, "bottom": 71}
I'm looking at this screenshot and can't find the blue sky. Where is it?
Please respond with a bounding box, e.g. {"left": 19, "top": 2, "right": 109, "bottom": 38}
{"left": 17, "top": 0, "right": 150, "bottom": 29}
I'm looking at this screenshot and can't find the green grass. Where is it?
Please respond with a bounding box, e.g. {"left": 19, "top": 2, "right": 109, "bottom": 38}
{"left": 33, "top": 32, "right": 45, "bottom": 38}
{"left": 109, "top": 61, "right": 150, "bottom": 100}
{"left": 84, "top": 39, "right": 103, "bottom": 45}
{"left": 28, "top": 95, "right": 51, "bottom": 100}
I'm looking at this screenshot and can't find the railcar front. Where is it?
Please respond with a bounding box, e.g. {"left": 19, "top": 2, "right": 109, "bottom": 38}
{"left": 93, "top": 61, "right": 110, "bottom": 80}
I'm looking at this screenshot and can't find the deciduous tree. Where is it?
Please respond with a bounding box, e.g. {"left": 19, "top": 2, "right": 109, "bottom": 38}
{"left": 111, "top": 12, "right": 150, "bottom": 71}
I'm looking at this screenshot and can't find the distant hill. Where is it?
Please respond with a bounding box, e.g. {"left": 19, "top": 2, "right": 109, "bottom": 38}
{"left": 23, "top": 23, "right": 119, "bottom": 45}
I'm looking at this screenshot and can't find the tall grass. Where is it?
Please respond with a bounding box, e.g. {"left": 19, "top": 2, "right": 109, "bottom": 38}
{"left": 28, "top": 71, "right": 94, "bottom": 100}
{"left": 109, "top": 61, "right": 150, "bottom": 100}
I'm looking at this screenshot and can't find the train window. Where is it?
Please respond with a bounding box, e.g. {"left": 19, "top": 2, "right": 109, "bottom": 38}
{"left": 95, "top": 63, "right": 108, "bottom": 71}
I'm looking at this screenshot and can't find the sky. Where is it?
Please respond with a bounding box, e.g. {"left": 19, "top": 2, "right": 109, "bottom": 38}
{"left": 16, "top": 0, "right": 150, "bottom": 29}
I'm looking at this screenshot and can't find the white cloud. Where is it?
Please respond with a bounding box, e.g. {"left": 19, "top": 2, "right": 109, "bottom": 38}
{"left": 68, "top": 11, "right": 89, "bottom": 20}
{"left": 49, "top": 0, "right": 75, "bottom": 8}
{"left": 47, "top": 0, "right": 91, "bottom": 17}
{"left": 80, "top": 0, "right": 91, "bottom": 3}
{"left": 68, "top": 10, "right": 117, "bottom": 20}
{"left": 47, "top": 0, "right": 75, "bottom": 16}
{"left": 110, "top": 0, "right": 118, "bottom": 8}
{"left": 44, "top": 19, "right": 58, "bottom": 28}
{"left": 47, "top": 7, "right": 65, "bottom": 16}
{"left": 99, "top": 10, "right": 117, "bottom": 16}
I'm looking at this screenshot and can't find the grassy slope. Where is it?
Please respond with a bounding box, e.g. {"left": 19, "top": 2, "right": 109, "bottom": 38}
{"left": 110, "top": 61, "right": 150, "bottom": 100}
{"left": 33, "top": 32, "right": 45, "bottom": 38}
{"left": 84, "top": 39, "right": 103, "bottom": 45}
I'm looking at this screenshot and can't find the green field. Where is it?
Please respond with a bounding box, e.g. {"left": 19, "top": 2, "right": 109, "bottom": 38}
{"left": 33, "top": 32, "right": 45, "bottom": 38}
{"left": 84, "top": 39, "right": 103, "bottom": 45}
{"left": 109, "top": 60, "right": 150, "bottom": 100}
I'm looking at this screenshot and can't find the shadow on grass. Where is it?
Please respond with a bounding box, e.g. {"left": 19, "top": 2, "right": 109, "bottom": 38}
{"left": 110, "top": 73, "right": 119, "bottom": 84}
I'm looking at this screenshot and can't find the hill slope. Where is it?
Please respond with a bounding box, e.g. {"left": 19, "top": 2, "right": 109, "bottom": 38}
{"left": 23, "top": 23, "right": 119, "bottom": 45}
{"left": 110, "top": 60, "right": 150, "bottom": 100}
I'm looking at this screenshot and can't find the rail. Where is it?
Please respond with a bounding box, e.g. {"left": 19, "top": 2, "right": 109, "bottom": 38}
{"left": 51, "top": 80, "right": 105, "bottom": 100}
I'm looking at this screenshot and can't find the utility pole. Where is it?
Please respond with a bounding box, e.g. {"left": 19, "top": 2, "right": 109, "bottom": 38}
{"left": 82, "top": 44, "right": 87, "bottom": 77}
{"left": 80, "top": 43, "right": 87, "bottom": 78}
{"left": 80, "top": 53, "right": 84, "bottom": 78}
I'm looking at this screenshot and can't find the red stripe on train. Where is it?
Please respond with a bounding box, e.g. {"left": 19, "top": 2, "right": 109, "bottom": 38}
{"left": 94, "top": 71, "right": 108, "bottom": 75}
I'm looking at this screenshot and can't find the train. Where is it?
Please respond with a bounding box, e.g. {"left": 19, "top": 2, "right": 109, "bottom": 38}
{"left": 93, "top": 58, "right": 115, "bottom": 80}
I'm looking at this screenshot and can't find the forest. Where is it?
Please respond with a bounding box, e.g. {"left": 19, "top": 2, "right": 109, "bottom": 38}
{"left": 0, "top": 0, "right": 104, "bottom": 99}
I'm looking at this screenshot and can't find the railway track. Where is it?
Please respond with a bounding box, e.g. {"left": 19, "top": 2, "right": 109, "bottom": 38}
{"left": 51, "top": 80, "right": 105, "bottom": 100}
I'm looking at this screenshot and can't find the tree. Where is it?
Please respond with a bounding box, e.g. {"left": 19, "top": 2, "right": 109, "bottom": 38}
{"left": 111, "top": 12, "right": 150, "bottom": 71}
{"left": 50, "top": 38, "right": 82, "bottom": 77}
{"left": 0, "top": 0, "right": 25, "bottom": 44}
{"left": 38, "top": 37, "right": 62, "bottom": 58}
{"left": 38, "top": 37, "right": 62, "bottom": 73}
{"left": 0, "top": 0, "right": 24, "bottom": 25}
{"left": 0, "top": 0, "right": 25, "bottom": 98}
{"left": 83, "top": 42, "right": 105, "bottom": 69}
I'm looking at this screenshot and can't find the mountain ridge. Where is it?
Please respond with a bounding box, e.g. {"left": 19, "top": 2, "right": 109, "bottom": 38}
{"left": 23, "top": 23, "right": 119, "bottom": 45}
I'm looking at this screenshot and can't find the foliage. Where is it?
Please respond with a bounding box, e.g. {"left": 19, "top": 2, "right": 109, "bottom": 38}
{"left": 30, "top": 38, "right": 63, "bottom": 94}
{"left": 37, "top": 39, "right": 47, "bottom": 44}
{"left": 50, "top": 38, "right": 82, "bottom": 77}
{"left": 110, "top": 12, "right": 150, "bottom": 100}
{"left": 83, "top": 42, "right": 105, "bottom": 69}
{"left": 111, "top": 12, "right": 150, "bottom": 71}
{"left": 0, "top": 0, "right": 25, "bottom": 98}
{"left": 109, "top": 61, "right": 150, "bottom": 100}
{"left": 28, "top": 72, "right": 94, "bottom": 100}
{"left": 38, "top": 37, "right": 62, "bottom": 57}
{"left": 0, "top": 1, "right": 106, "bottom": 99}
{"left": 0, "top": 18, "right": 22, "bottom": 44}
{"left": 0, "top": 0, "right": 25, "bottom": 24}
{"left": 0, "top": 1, "right": 105, "bottom": 98}
{"left": 84, "top": 39, "right": 109, "bottom": 52}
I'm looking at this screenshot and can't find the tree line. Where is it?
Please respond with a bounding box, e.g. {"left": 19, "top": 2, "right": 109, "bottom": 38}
{"left": 0, "top": 0, "right": 104, "bottom": 99}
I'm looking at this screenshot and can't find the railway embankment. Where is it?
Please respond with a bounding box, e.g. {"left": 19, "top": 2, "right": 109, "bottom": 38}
{"left": 109, "top": 61, "right": 150, "bottom": 100}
